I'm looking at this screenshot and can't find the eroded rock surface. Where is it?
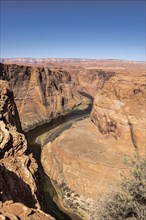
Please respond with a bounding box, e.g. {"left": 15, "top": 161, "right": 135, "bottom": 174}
{"left": 41, "top": 119, "right": 131, "bottom": 220}
{"left": 0, "top": 80, "right": 54, "bottom": 219}
{"left": 0, "top": 201, "right": 55, "bottom": 220}
{"left": 77, "top": 68, "right": 116, "bottom": 96}
{"left": 91, "top": 71, "right": 146, "bottom": 154}
{"left": 0, "top": 63, "right": 80, "bottom": 130}
{"left": 41, "top": 71, "right": 146, "bottom": 219}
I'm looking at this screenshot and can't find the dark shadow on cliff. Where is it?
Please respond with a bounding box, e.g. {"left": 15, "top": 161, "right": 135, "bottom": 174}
{"left": 11, "top": 92, "right": 22, "bottom": 132}
{"left": 0, "top": 164, "right": 37, "bottom": 208}
{"left": 7, "top": 89, "right": 22, "bottom": 132}
{"left": 0, "top": 63, "right": 8, "bottom": 80}
{"left": 27, "top": 142, "right": 71, "bottom": 220}
{"left": 0, "top": 137, "right": 13, "bottom": 160}
{"left": 0, "top": 80, "right": 22, "bottom": 132}
{"left": 78, "top": 90, "right": 94, "bottom": 101}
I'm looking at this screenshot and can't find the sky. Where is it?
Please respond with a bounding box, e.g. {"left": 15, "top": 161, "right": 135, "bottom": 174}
{"left": 0, "top": 0, "right": 145, "bottom": 61}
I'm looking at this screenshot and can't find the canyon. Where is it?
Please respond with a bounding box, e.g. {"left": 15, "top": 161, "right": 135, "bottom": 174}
{"left": 0, "top": 80, "right": 55, "bottom": 219}
{"left": 0, "top": 59, "right": 145, "bottom": 220}
{"left": 41, "top": 68, "right": 146, "bottom": 219}
{"left": 0, "top": 63, "right": 81, "bottom": 130}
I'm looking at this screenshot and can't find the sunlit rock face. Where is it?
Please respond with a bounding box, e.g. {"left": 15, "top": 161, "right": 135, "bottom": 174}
{"left": 41, "top": 71, "right": 146, "bottom": 220}
{"left": 91, "top": 71, "right": 146, "bottom": 154}
{"left": 0, "top": 80, "right": 26, "bottom": 158}
{"left": 0, "top": 80, "right": 55, "bottom": 220}
{"left": 77, "top": 68, "right": 116, "bottom": 96}
{"left": 0, "top": 202, "right": 55, "bottom": 220}
{"left": 0, "top": 63, "right": 81, "bottom": 130}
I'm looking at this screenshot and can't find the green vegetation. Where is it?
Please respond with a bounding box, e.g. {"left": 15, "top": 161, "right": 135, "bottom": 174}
{"left": 99, "top": 156, "right": 146, "bottom": 220}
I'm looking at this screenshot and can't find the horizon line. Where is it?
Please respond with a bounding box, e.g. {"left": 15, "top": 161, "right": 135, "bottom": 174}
{"left": 1, "top": 57, "right": 145, "bottom": 63}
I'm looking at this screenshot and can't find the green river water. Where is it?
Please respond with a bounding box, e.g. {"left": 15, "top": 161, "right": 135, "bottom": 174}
{"left": 25, "top": 92, "right": 93, "bottom": 220}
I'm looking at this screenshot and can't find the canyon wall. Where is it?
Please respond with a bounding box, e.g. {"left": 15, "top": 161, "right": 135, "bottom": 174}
{"left": 2, "top": 59, "right": 145, "bottom": 97}
{"left": 77, "top": 68, "right": 116, "bottom": 96}
{"left": 0, "top": 63, "right": 80, "bottom": 130}
{"left": 1, "top": 60, "right": 145, "bottom": 219}
{"left": 0, "top": 80, "right": 54, "bottom": 219}
{"left": 41, "top": 71, "right": 146, "bottom": 220}
{"left": 91, "top": 71, "right": 146, "bottom": 154}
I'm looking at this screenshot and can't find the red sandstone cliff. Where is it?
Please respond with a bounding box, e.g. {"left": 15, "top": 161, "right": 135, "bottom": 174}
{"left": 77, "top": 68, "right": 116, "bottom": 96}
{"left": 1, "top": 60, "right": 145, "bottom": 219}
{"left": 0, "top": 63, "right": 81, "bottom": 130}
{"left": 0, "top": 80, "right": 55, "bottom": 220}
{"left": 41, "top": 70, "right": 146, "bottom": 220}
{"left": 90, "top": 71, "right": 146, "bottom": 154}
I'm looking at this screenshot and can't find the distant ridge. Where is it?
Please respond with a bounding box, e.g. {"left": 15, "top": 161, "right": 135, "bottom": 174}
{"left": 1, "top": 58, "right": 145, "bottom": 64}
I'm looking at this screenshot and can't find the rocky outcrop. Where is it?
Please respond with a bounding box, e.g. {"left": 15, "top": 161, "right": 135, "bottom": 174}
{"left": 0, "top": 80, "right": 26, "bottom": 158}
{"left": 42, "top": 118, "right": 134, "bottom": 220}
{"left": 41, "top": 71, "right": 146, "bottom": 219}
{"left": 91, "top": 71, "right": 146, "bottom": 154}
{"left": 0, "top": 63, "right": 80, "bottom": 130}
{"left": 0, "top": 202, "right": 55, "bottom": 220}
{"left": 0, "top": 80, "right": 54, "bottom": 219}
{"left": 77, "top": 68, "right": 116, "bottom": 96}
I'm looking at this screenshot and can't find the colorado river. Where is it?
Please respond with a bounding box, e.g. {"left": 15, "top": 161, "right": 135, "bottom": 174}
{"left": 25, "top": 92, "right": 93, "bottom": 220}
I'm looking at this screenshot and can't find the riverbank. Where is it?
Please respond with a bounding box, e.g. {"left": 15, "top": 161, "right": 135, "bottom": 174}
{"left": 25, "top": 92, "right": 93, "bottom": 220}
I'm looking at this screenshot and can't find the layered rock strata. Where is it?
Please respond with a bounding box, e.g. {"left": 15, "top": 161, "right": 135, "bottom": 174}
{"left": 0, "top": 80, "right": 54, "bottom": 220}
{"left": 91, "top": 71, "right": 146, "bottom": 154}
{"left": 77, "top": 68, "right": 116, "bottom": 96}
{"left": 0, "top": 63, "right": 80, "bottom": 130}
{"left": 41, "top": 71, "right": 146, "bottom": 220}
{"left": 0, "top": 201, "right": 55, "bottom": 220}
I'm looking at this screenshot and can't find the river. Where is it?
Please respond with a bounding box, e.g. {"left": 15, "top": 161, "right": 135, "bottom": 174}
{"left": 25, "top": 92, "right": 93, "bottom": 220}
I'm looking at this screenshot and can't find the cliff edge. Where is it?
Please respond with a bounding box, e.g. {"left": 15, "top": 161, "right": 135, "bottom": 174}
{"left": 41, "top": 71, "right": 146, "bottom": 219}
{"left": 0, "top": 63, "right": 81, "bottom": 130}
{"left": 0, "top": 80, "right": 54, "bottom": 220}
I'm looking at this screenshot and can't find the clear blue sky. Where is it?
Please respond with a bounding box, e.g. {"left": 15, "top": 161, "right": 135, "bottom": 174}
{"left": 0, "top": 0, "right": 145, "bottom": 61}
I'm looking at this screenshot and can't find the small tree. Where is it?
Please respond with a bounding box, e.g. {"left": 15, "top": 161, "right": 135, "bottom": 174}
{"left": 97, "top": 156, "right": 146, "bottom": 220}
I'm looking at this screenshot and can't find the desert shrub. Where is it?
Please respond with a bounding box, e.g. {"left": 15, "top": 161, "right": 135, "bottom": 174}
{"left": 97, "top": 156, "right": 146, "bottom": 220}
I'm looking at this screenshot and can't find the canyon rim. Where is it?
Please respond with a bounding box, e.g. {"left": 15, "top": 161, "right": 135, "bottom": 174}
{"left": 0, "top": 0, "right": 145, "bottom": 219}
{"left": 0, "top": 59, "right": 145, "bottom": 220}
